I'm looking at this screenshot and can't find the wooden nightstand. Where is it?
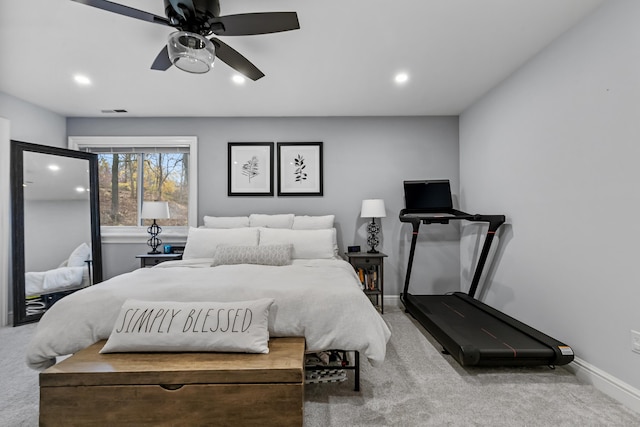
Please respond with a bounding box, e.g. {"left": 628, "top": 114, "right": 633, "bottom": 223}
{"left": 136, "top": 253, "right": 182, "bottom": 268}
{"left": 345, "top": 251, "right": 387, "bottom": 314}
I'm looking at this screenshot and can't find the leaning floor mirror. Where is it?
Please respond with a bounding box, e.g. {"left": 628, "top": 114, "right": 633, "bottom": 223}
{"left": 11, "top": 140, "right": 102, "bottom": 326}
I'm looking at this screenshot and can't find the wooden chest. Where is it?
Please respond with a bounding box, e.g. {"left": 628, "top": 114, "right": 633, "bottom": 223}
{"left": 40, "top": 337, "right": 305, "bottom": 426}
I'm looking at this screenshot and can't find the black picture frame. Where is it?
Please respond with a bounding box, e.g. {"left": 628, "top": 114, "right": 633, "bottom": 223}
{"left": 277, "top": 142, "right": 323, "bottom": 196}
{"left": 228, "top": 142, "right": 274, "bottom": 196}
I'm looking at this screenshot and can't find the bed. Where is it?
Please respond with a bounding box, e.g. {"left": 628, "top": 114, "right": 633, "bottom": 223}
{"left": 27, "top": 215, "right": 392, "bottom": 372}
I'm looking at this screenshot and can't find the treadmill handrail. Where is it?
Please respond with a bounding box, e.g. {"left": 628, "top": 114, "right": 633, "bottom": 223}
{"left": 399, "top": 209, "right": 505, "bottom": 300}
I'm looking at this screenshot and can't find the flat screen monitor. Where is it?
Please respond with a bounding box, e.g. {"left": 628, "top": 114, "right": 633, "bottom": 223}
{"left": 403, "top": 180, "right": 453, "bottom": 213}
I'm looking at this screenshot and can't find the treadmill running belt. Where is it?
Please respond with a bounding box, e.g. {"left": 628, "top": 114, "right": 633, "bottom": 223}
{"left": 407, "top": 293, "right": 572, "bottom": 366}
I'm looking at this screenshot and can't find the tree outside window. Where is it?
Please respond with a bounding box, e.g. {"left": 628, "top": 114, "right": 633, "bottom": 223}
{"left": 69, "top": 136, "right": 198, "bottom": 233}
{"left": 97, "top": 152, "right": 189, "bottom": 227}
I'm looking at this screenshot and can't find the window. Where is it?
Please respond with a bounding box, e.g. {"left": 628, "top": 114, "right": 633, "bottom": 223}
{"left": 69, "top": 137, "right": 197, "bottom": 242}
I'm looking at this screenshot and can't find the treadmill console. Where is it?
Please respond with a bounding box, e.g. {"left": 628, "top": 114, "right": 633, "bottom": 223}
{"left": 403, "top": 179, "right": 453, "bottom": 213}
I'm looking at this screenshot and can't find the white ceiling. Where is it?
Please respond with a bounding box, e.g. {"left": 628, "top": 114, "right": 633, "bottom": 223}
{"left": 0, "top": 0, "right": 606, "bottom": 118}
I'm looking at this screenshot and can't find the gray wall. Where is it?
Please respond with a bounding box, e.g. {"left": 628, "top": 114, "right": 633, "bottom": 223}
{"left": 67, "top": 116, "right": 461, "bottom": 292}
{"left": 460, "top": 0, "right": 640, "bottom": 392}
{"left": 0, "top": 91, "right": 67, "bottom": 323}
{"left": 0, "top": 92, "right": 66, "bottom": 147}
{"left": 24, "top": 200, "right": 91, "bottom": 271}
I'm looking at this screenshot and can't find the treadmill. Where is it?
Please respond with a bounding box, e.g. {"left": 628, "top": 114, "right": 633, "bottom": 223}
{"left": 400, "top": 180, "right": 574, "bottom": 367}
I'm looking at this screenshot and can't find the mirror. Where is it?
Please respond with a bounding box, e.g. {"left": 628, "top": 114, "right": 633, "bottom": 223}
{"left": 11, "top": 140, "right": 102, "bottom": 326}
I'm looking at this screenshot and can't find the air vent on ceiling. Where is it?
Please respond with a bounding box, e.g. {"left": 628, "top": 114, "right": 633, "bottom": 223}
{"left": 101, "top": 109, "right": 128, "bottom": 113}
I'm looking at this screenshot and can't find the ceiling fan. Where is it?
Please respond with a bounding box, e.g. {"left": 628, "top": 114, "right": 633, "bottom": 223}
{"left": 71, "top": 0, "right": 300, "bottom": 80}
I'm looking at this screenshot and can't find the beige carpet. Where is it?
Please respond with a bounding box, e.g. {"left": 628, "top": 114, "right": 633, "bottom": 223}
{"left": 2, "top": 307, "right": 640, "bottom": 426}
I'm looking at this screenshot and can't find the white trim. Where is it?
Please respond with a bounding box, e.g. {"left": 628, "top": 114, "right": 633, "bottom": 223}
{"left": 68, "top": 136, "right": 197, "bottom": 149}
{"left": 68, "top": 136, "right": 198, "bottom": 228}
{"left": 101, "top": 228, "right": 188, "bottom": 244}
{"left": 0, "top": 118, "right": 10, "bottom": 326}
{"left": 565, "top": 357, "right": 640, "bottom": 415}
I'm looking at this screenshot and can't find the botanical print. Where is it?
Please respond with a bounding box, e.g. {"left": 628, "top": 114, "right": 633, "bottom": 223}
{"left": 277, "top": 142, "right": 323, "bottom": 196}
{"left": 242, "top": 156, "right": 260, "bottom": 182}
{"left": 228, "top": 143, "right": 273, "bottom": 196}
{"left": 294, "top": 154, "right": 307, "bottom": 182}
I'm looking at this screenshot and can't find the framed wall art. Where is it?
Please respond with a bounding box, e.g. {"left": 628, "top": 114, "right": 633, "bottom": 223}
{"left": 228, "top": 142, "right": 274, "bottom": 196}
{"left": 277, "top": 142, "right": 323, "bottom": 196}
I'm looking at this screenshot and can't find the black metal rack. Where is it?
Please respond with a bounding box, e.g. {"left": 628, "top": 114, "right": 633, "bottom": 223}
{"left": 305, "top": 350, "right": 360, "bottom": 391}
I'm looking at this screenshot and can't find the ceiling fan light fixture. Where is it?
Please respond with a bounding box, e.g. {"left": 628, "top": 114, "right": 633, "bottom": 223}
{"left": 167, "top": 31, "right": 215, "bottom": 74}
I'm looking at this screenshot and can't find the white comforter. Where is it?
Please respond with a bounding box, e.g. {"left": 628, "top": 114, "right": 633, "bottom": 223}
{"left": 27, "top": 258, "right": 391, "bottom": 370}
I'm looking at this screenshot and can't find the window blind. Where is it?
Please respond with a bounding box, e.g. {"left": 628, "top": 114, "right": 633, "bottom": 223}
{"left": 79, "top": 146, "right": 190, "bottom": 154}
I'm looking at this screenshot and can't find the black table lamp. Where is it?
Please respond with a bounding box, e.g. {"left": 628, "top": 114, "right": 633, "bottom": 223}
{"left": 140, "top": 201, "right": 170, "bottom": 254}
{"left": 361, "top": 199, "right": 386, "bottom": 253}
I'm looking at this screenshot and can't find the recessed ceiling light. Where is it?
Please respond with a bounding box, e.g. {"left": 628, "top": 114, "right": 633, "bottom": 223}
{"left": 232, "top": 75, "right": 246, "bottom": 85}
{"left": 48, "top": 164, "right": 60, "bottom": 171}
{"left": 73, "top": 74, "right": 92, "bottom": 86}
{"left": 75, "top": 186, "right": 86, "bottom": 193}
{"left": 394, "top": 72, "right": 409, "bottom": 85}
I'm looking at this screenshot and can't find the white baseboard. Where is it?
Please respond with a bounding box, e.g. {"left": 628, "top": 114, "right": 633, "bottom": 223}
{"left": 565, "top": 357, "right": 640, "bottom": 415}
{"left": 386, "top": 294, "right": 640, "bottom": 415}
{"left": 383, "top": 295, "right": 401, "bottom": 309}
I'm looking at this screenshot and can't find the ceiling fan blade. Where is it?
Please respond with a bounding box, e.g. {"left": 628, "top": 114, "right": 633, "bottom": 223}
{"left": 212, "top": 12, "right": 299, "bottom": 36}
{"left": 150, "top": 46, "right": 173, "bottom": 71}
{"left": 71, "top": 0, "right": 172, "bottom": 27}
{"left": 210, "top": 38, "right": 264, "bottom": 81}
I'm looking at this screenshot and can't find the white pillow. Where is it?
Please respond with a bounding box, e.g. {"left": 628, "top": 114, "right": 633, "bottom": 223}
{"left": 258, "top": 228, "right": 336, "bottom": 259}
{"left": 249, "top": 214, "right": 294, "bottom": 229}
{"left": 67, "top": 243, "right": 91, "bottom": 267}
{"left": 203, "top": 216, "right": 250, "bottom": 228}
{"left": 100, "top": 299, "right": 275, "bottom": 354}
{"left": 292, "top": 215, "right": 335, "bottom": 230}
{"left": 182, "top": 227, "right": 259, "bottom": 260}
{"left": 211, "top": 245, "right": 292, "bottom": 267}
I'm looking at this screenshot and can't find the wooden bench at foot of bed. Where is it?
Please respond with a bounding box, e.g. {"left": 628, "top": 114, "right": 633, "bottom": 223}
{"left": 39, "top": 337, "right": 305, "bottom": 427}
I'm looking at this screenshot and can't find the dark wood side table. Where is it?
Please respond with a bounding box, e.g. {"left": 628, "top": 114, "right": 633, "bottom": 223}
{"left": 136, "top": 253, "right": 182, "bottom": 268}
{"left": 345, "top": 251, "right": 387, "bottom": 314}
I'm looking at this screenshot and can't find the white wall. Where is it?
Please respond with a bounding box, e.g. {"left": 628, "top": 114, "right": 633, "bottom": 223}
{"left": 0, "top": 92, "right": 67, "bottom": 326}
{"left": 67, "top": 116, "right": 461, "bottom": 289}
{"left": 460, "top": 0, "right": 640, "bottom": 395}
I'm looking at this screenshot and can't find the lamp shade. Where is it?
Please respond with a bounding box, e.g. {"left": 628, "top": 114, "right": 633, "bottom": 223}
{"left": 361, "top": 199, "right": 386, "bottom": 218}
{"left": 141, "top": 201, "right": 170, "bottom": 220}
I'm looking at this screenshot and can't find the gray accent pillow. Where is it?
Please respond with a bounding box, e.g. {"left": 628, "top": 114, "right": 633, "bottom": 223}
{"left": 211, "top": 244, "right": 293, "bottom": 266}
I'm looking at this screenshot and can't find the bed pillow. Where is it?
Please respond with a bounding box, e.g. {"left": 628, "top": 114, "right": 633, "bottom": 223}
{"left": 258, "top": 228, "right": 336, "bottom": 259}
{"left": 67, "top": 243, "right": 91, "bottom": 267}
{"left": 182, "top": 227, "right": 259, "bottom": 259}
{"left": 292, "top": 215, "right": 335, "bottom": 230}
{"left": 100, "top": 298, "right": 275, "bottom": 354}
{"left": 211, "top": 244, "right": 292, "bottom": 267}
{"left": 203, "top": 216, "right": 250, "bottom": 228}
{"left": 249, "top": 213, "right": 294, "bottom": 229}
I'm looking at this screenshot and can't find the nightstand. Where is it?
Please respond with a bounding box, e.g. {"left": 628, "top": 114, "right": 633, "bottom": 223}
{"left": 136, "top": 253, "right": 182, "bottom": 268}
{"left": 345, "top": 251, "right": 387, "bottom": 314}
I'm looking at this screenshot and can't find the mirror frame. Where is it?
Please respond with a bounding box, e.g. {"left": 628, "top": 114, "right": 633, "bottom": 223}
{"left": 11, "top": 140, "right": 102, "bottom": 326}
